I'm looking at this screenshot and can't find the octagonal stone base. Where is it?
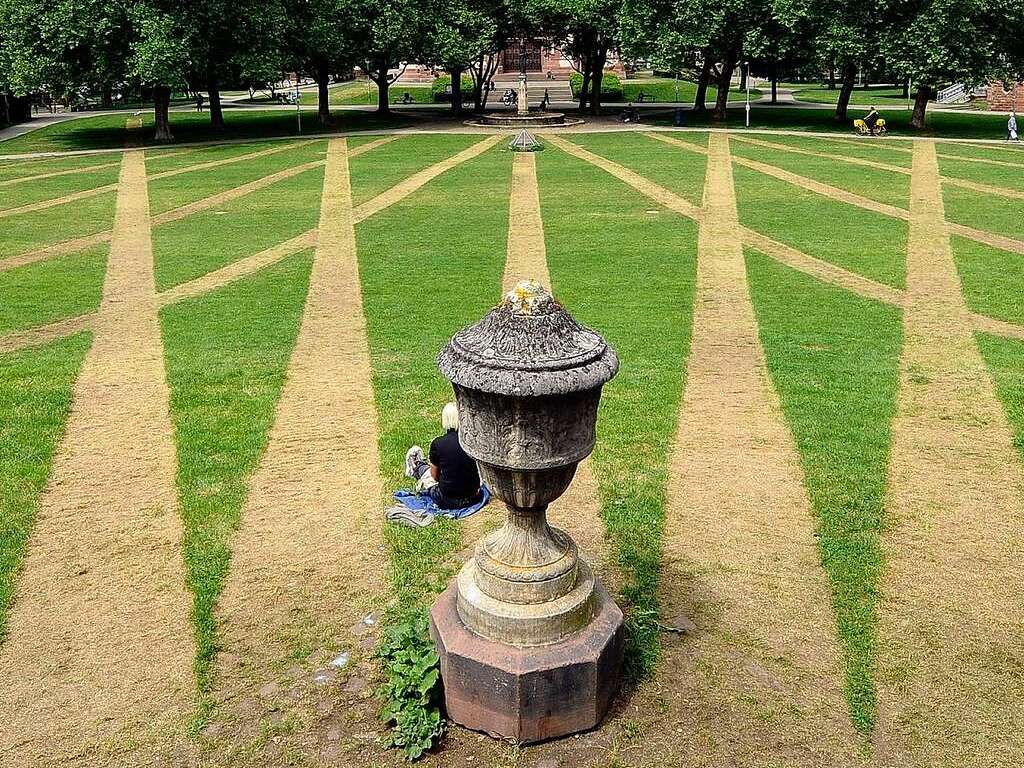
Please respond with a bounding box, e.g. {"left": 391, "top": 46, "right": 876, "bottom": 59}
{"left": 429, "top": 579, "right": 624, "bottom": 743}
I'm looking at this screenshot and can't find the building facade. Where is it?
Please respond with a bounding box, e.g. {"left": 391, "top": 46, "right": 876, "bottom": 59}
{"left": 987, "top": 81, "right": 1024, "bottom": 111}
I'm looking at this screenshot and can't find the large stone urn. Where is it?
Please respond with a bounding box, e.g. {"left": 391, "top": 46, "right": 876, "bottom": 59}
{"left": 429, "top": 281, "right": 624, "bottom": 743}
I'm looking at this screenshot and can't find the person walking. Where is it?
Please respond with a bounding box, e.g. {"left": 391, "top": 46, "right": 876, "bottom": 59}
{"left": 1009, "top": 112, "right": 1019, "bottom": 142}
{"left": 195, "top": 92, "right": 204, "bottom": 112}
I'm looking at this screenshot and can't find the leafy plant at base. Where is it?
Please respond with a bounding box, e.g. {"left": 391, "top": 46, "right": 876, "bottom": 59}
{"left": 376, "top": 609, "right": 446, "bottom": 761}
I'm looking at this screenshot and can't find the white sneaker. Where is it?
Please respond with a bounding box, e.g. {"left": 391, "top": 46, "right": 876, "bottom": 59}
{"left": 405, "top": 446, "right": 424, "bottom": 478}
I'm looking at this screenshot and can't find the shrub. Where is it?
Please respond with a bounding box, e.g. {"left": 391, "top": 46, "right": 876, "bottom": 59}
{"left": 431, "top": 74, "right": 475, "bottom": 102}
{"left": 568, "top": 71, "right": 624, "bottom": 101}
{"left": 376, "top": 609, "right": 446, "bottom": 761}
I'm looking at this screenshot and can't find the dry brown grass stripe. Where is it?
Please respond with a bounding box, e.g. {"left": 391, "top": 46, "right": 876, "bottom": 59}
{"left": 0, "top": 159, "right": 121, "bottom": 188}
{"left": 545, "top": 134, "right": 703, "bottom": 220}
{"left": 0, "top": 135, "right": 396, "bottom": 273}
{"left": 353, "top": 134, "right": 504, "bottom": 223}
{"left": 0, "top": 150, "right": 193, "bottom": 765}
{"left": 733, "top": 135, "right": 1024, "bottom": 201}
{"left": 0, "top": 313, "right": 94, "bottom": 354}
{"left": 656, "top": 132, "right": 862, "bottom": 764}
{"left": 875, "top": 140, "right": 1024, "bottom": 766}
{"left": 502, "top": 152, "right": 550, "bottom": 292}
{"left": 0, "top": 134, "right": 304, "bottom": 219}
{"left": 214, "top": 137, "right": 386, "bottom": 707}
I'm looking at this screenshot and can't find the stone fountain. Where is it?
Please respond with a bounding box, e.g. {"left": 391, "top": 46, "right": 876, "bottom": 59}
{"left": 429, "top": 281, "right": 623, "bottom": 743}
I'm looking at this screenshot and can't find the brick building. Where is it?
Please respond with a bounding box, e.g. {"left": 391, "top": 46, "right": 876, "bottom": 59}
{"left": 495, "top": 40, "right": 627, "bottom": 79}
{"left": 987, "top": 81, "right": 1024, "bottom": 111}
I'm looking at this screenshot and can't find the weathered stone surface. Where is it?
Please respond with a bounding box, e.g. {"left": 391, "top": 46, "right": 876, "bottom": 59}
{"left": 430, "top": 581, "right": 624, "bottom": 744}
{"left": 431, "top": 282, "right": 623, "bottom": 740}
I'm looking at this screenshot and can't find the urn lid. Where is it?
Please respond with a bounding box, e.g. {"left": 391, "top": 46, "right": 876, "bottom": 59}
{"left": 437, "top": 281, "right": 619, "bottom": 397}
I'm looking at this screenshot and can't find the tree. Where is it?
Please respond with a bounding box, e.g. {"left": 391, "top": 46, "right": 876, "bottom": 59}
{"left": 882, "top": 0, "right": 1005, "bottom": 129}
{"left": 287, "top": 0, "right": 361, "bottom": 126}
{"left": 354, "top": 1, "right": 426, "bottom": 114}
{"left": 809, "top": 0, "right": 876, "bottom": 122}
{"left": 424, "top": 0, "right": 505, "bottom": 115}
{"left": 527, "top": 0, "right": 622, "bottom": 115}
{"left": 128, "top": 3, "right": 190, "bottom": 141}
{"left": 623, "top": 0, "right": 765, "bottom": 119}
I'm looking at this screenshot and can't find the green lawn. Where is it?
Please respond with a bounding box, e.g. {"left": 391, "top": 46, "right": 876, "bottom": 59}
{"left": 298, "top": 81, "right": 434, "bottom": 106}
{"left": 0, "top": 333, "right": 92, "bottom": 640}
{"left": 565, "top": 131, "right": 708, "bottom": 207}
{"left": 0, "top": 246, "right": 108, "bottom": 334}
{"left": 151, "top": 162, "right": 325, "bottom": 290}
{"left": 621, "top": 79, "right": 762, "bottom": 103}
{"left": 355, "top": 145, "right": 511, "bottom": 612}
{"left": 732, "top": 164, "right": 908, "bottom": 289}
{"left": 0, "top": 109, "right": 414, "bottom": 154}
{"left": 729, "top": 137, "right": 912, "bottom": 210}
{"left": 793, "top": 84, "right": 911, "bottom": 106}
{"left": 539, "top": 146, "right": 699, "bottom": 677}
{"left": 2, "top": 128, "right": 1024, "bottom": 761}
{"left": 161, "top": 251, "right": 314, "bottom": 690}
{"left": 747, "top": 250, "right": 902, "bottom": 733}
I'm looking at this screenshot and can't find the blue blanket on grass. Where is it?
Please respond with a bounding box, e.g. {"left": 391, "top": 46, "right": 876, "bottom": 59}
{"left": 392, "top": 485, "right": 491, "bottom": 519}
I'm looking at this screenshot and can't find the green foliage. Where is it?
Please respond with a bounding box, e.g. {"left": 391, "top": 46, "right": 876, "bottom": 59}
{"left": 375, "top": 610, "right": 446, "bottom": 761}
{"left": 430, "top": 74, "right": 474, "bottom": 101}
{"left": 569, "top": 71, "right": 623, "bottom": 100}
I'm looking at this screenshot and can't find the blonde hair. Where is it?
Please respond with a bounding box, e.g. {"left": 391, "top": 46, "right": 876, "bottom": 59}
{"left": 442, "top": 402, "right": 460, "bottom": 431}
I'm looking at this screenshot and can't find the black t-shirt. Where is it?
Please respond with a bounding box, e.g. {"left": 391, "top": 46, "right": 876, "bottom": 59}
{"left": 429, "top": 429, "right": 480, "bottom": 501}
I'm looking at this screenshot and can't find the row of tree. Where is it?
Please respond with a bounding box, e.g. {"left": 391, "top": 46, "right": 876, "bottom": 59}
{"left": 2, "top": 0, "right": 1023, "bottom": 135}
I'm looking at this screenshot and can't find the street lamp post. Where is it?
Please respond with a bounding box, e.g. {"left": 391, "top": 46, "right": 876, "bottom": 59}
{"left": 745, "top": 62, "right": 751, "bottom": 128}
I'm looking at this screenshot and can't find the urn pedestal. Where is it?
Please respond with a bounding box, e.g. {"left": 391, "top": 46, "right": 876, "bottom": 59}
{"left": 429, "top": 282, "right": 624, "bottom": 743}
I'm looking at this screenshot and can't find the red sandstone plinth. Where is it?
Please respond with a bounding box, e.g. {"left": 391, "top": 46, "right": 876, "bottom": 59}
{"left": 429, "top": 580, "right": 624, "bottom": 743}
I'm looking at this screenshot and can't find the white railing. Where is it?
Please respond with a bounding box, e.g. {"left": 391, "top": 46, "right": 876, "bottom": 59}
{"left": 937, "top": 83, "right": 968, "bottom": 104}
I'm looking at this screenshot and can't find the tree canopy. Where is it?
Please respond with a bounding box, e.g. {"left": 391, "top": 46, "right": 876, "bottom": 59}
{"left": 1, "top": 0, "right": 1022, "bottom": 133}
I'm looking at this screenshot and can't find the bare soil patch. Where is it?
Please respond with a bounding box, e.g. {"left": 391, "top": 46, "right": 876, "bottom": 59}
{"left": 208, "top": 137, "right": 388, "bottom": 758}
{"left": 654, "top": 133, "right": 863, "bottom": 765}
{"left": 0, "top": 150, "right": 194, "bottom": 766}
{"left": 875, "top": 141, "right": 1024, "bottom": 766}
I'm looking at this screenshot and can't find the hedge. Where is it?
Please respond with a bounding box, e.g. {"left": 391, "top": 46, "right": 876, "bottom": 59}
{"left": 568, "top": 72, "right": 624, "bottom": 101}
{"left": 431, "top": 75, "right": 475, "bottom": 102}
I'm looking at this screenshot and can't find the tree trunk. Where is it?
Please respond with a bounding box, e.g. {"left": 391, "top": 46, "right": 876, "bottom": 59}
{"left": 834, "top": 63, "right": 857, "bottom": 122}
{"left": 713, "top": 49, "right": 738, "bottom": 120}
{"left": 374, "top": 54, "right": 390, "bottom": 114}
{"left": 589, "top": 48, "right": 607, "bottom": 115}
{"left": 316, "top": 60, "right": 332, "bottom": 127}
{"left": 472, "top": 54, "right": 484, "bottom": 112}
{"left": 578, "top": 65, "right": 591, "bottom": 111}
{"left": 208, "top": 75, "right": 225, "bottom": 131}
{"left": 910, "top": 84, "right": 930, "bottom": 129}
{"left": 771, "top": 63, "right": 778, "bottom": 104}
{"left": 450, "top": 66, "right": 464, "bottom": 116}
{"left": 694, "top": 54, "right": 713, "bottom": 112}
{"left": 153, "top": 85, "right": 173, "bottom": 142}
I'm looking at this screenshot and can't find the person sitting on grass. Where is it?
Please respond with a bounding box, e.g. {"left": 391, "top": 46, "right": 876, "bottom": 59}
{"left": 405, "top": 403, "right": 482, "bottom": 510}
{"left": 864, "top": 106, "right": 881, "bottom": 135}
